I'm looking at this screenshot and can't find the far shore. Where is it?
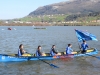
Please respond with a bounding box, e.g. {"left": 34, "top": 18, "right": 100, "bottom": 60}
{"left": 0, "top": 22, "right": 100, "bottom": 26}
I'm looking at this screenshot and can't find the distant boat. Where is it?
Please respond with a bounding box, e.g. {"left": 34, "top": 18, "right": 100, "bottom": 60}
{"left": 8, "top": 28, "right": 12, "bottom": 30}
{"left": 34, "top": 27, "right": 46, "bottom": 29}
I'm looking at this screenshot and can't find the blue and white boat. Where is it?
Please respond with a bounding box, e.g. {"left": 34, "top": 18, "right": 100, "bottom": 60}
{"left": 0, "top": 48, "right": 98, "bottom": 62}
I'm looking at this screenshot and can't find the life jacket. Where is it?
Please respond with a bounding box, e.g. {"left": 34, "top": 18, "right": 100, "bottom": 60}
{"left": 18, "top": 49, "right": 23, "bottom": 56}
{"left": 81, "top": 43, "right": 88, "bottom": 51}
{"left": 36, "top": 50, "right": 42, "bottom": 56}
{"left": 50, "top": 48, "right": 56, "bottom": 56}
{"left": 66, "top": 47, "right": 73, "bottom": 54}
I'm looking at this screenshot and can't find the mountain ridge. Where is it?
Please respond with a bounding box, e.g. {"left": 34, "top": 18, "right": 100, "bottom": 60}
{"left": 28, "top": 0, "right": 100, "bottom": 16}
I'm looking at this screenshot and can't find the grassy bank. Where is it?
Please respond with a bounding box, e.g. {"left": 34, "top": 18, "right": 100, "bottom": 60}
{"left": 0, "top": 14, "right": 100, "bottom": 26}
{"left": 19, "top": 14, "right": 68, "bottom": 22}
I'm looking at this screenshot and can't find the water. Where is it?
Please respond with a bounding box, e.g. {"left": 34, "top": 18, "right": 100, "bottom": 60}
{"left": 0, "top": 26, "right": 100, "bottom": 75}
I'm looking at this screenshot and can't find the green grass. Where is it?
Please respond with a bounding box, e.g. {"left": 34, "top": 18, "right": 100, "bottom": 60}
{"left": 77, "top": 16, "right": 100, "bottom": 22}
{"left": 13, "top": 14, "right": 100, "bottom": 25}
{"left": 18, "top": 14, "right": 69, "bottom": 22}
{"left": 19, "top": 17, "right": 41, "bottom": 22}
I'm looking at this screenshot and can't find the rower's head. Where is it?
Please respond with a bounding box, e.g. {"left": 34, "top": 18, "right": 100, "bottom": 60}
{"left": 52, "top": 45, "right": 55, "bottom": 48}
{"left": 37, "top": 45, "right": 41, "bottom": 50}
{"left": 68, "top": 44, "right": 72, "bottom": 47}
{"left": 83, "top": 40, "right": 86, "bottom": 44}
{"left": 19, "top": 44, "right": 23, "bottom": 49}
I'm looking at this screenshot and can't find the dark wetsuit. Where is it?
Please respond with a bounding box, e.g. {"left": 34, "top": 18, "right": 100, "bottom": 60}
{"left": 18, "top": 49, "right": 24, "bottom": 56}
{"left": 81, "top": 43, "right": 88, "bottom": 53}
{"left": 36, "top": 50, "right": 42, "bottom": 56}
{"left": 50, "top": 48, "right": 58, "bottom": 56}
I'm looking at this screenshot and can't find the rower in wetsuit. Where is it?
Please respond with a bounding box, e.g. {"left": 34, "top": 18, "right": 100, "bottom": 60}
{"left": 36, "top": 45, "right": 43, "bottom": 56}
{"left": 81, "top": 40, "right": 89, "bottom": 54}
{"left": 66, "top": 44, "right": 73, "bottom": 55}
{"left": 50, "top": 45, "right": 58, "bottom": 56}
{"left": 18, "top": 44, "right": 26, "bottom": 56}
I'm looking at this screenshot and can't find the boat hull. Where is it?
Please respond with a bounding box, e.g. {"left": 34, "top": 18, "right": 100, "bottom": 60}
{"left": 0, "top": 55, "right": 55, "bottom": 62}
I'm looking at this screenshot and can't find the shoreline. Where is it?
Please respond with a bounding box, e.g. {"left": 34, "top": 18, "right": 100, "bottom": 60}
{"left": 0, "top": 22, "right": 100, "bottom": 26}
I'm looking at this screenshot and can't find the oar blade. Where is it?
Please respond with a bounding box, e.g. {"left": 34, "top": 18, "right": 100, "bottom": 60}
{"left": 50, "top": 64, "right": 59, "bottom": 68}
{"left": 38, "top": 58, "right": 59, "bottom": 68}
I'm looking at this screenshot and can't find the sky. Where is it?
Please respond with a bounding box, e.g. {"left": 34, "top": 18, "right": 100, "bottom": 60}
{"left": 0, "top": 0, "right": 69, "bottom": 19}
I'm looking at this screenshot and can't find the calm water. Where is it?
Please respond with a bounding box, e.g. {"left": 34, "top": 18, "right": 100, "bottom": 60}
{"left": 0, "top": 26, "right": 100, "bottom": 75}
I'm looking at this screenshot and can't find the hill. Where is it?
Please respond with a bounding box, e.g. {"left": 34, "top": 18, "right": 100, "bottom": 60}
{"left": 1, "top": 0, "right": 100, "bottom": 26}
{"left": 28, "top": 0, "right": 100, "bottom": 16}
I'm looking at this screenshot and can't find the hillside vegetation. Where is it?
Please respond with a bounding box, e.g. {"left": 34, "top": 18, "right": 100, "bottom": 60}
{"left": 29, "top": 0, "right": 100, "bottom": 16}
{"left": 1, "top": 0, "right": 100, "bottom": 26}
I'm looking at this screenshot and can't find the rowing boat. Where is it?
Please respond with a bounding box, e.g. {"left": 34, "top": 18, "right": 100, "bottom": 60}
{"left": 34, "top": 28, "right": 46, "bottom": 29}
{"left": 0, "top": 48, "right": 98, "bottom": 62}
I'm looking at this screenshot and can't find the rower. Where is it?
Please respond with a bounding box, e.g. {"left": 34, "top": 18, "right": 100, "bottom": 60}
{"left": 18, "top": 44, "right": 27, "bottom": 56}
{"left": 66, "top": 44, "right": 73, "bottom": 55}
{"left": 81, "top": 40, "right": 89, "bottom": 54}
{"left": 50, "top": 45, "right": 60, "bottom": 56}
{"left": 36, "top": 45, "right": 43, "bottom": 56}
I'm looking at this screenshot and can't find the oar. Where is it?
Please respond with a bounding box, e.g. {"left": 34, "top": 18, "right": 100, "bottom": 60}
{"left": 37, "top": 57, "right": 59, "bottom": 68}
{"left": 85, "top": 54, "right": 100, "bottom": 60}
{"left": 27, "top": 55, "right": 59, "bottom": 68}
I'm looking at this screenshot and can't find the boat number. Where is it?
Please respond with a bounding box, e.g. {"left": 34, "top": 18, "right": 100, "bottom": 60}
{"left": 2, "top": 56, "right": 5, "bottom": 59}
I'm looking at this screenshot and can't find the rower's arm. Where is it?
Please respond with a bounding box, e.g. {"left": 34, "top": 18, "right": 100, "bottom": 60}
{"left": 52, "top": 49, "right": 58, "bottom": 54}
